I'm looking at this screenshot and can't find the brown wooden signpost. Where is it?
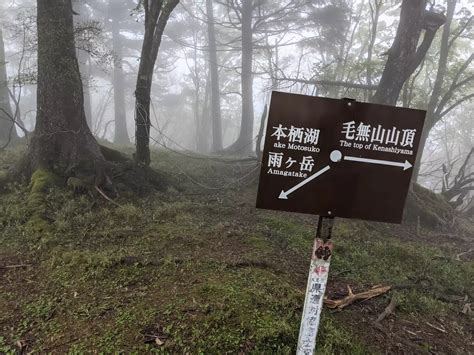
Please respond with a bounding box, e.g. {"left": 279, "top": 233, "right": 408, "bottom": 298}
{"left": 256, "top": 91, "right": 426, "bottom": 354}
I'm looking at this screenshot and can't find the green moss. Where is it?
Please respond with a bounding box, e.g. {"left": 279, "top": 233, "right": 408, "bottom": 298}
{"left": 0, "top": 337, "right": 15, "bottom": 354}
{"left": 66, "top": 176, "right": 89, "bottom": 193}
{"left": 25, "top": 168, "right": 63, "bottom": 231}
{"left": 404, "top": 183, "right": 454, "bottom": 228}
{"left": 29, "top": 168, "right": 59, "bottom": 193}
{"left": 317, "top": 317, "right": 370, "bottom": 355}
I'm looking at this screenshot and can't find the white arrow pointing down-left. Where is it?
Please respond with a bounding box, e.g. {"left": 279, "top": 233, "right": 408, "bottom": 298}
{"left": 279, "top": 165, "right": 331, "bottom": 200}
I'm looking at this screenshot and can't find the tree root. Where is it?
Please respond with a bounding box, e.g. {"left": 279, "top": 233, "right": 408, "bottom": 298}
{"left": 2, "top": 144, "right": 176, "bottom": 199}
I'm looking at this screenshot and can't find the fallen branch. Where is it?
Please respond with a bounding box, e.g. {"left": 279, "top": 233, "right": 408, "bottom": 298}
{"left": 324, "top": 285, "right": 391, "bottom": 309}
{"left": 426, "top": 321, "right": 447, "bottom": 333}
{"left": 0, "top": 264, "right": 31, "bottom": 269}
{"left": 456, "top": 249, "right": 474, "bottom": 261}
{"left": 375, "top": 297, "right": 397, "bottom": 324}
{"left": 95, "top": 186, "right": 121, "bottom": 207}
{"left": 433, "top": 249, "right": 474, "bottom": 262}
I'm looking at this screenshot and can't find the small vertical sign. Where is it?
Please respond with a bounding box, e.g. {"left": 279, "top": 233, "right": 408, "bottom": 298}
{"left": 297, "top": 239, "right": 333, "bottom": 355}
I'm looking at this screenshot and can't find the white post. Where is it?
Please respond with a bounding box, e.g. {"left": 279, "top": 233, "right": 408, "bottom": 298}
{"left": 296, "top": 218, "right": 334, "bottom": 355}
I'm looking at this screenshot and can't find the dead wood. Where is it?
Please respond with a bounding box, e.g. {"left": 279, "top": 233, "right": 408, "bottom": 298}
{"left": 324, "top": 285, "right": 391, "bottom": 309}
{"left": 95, "top": 185, "right": 121, "bottom": 207}
{"left": 0, "top": 264, "right": 31, "bottom": 269}
{"left": 456, "top": 249, "right": 474, "bottom": 261}
{"left": 426, "top": 321, "right": 447, "bottom": 333}
{"left": 375, "top": 297, "right": 397, "bottom": 324}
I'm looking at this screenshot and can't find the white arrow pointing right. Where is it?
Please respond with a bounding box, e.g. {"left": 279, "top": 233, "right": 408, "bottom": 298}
{"left": 344, "top": 156, "right": 412, "bottom": 170}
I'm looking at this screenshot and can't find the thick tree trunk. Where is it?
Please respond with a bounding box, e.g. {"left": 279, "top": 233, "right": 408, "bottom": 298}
{"left": 372, "top": 0, "right": 427, "bottom": 105}
{"left": 413, "top": 0, "right": 456, "bottom": 180}
{"left": 240, "top": 0, "right": 254, "bottom": 154}
{"left": 77, "top": 51, "right": 93, "bottom": 129}
{"left": 74, "top": 0, "right": 93, "bottom": 130}
{"left": 226, "top": 0, "right": 254, "bottom": 155}
{"left": 135, "top": 26, "right": 155, "bottom": 167}
{"left": 206, "top": 0, "right": 222, "bottom": 152}
{"left": 370, "top": 0, "right": 446, "bottom": 185}
{"left": 0, "top": 27, "right": 17, "bottom": 144}
{"left": 366, "top": 0, "right": 382, "bottom": 89}
{"left": 29, "top": 0, "right": 107, "bottom": 182}
{"left": 110, "top": 3, "right": 130, "bottom": 145}
{"left": 372, "top": 0, "right": 444, "bottom": 106}
{"left": 135, "top": 0, "right": 178, "bottom": 166}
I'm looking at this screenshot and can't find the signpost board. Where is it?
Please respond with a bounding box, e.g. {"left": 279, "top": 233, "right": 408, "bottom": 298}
{"left": 256, "top": 91, "right": 426, "bottom": 354}
{"left": 256, "top": 91, "right": 426, "bottom": 224}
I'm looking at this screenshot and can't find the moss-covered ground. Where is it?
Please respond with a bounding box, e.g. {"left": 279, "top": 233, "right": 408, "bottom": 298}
{"left": 0, "top": 147, "right": 473, "bottom": 353}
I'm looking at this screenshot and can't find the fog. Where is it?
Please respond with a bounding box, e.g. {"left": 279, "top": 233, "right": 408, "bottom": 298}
{"left": 1, "top": 0, "right": 473, "bottom": 201}
{"left": 0, "top": 1, "right": 473, "bottom": 352}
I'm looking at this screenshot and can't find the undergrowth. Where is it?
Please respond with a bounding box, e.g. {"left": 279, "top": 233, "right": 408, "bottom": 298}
{"left": 0, "top": 146, "right": 472, "bottom": 353}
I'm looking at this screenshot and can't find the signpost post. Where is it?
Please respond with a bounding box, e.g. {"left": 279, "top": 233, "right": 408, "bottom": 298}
{"left": 256, "top": 91, "right": 426, "bottom": 354}
{"left": 297, "top": 216, "right": 333, "bottom": 355}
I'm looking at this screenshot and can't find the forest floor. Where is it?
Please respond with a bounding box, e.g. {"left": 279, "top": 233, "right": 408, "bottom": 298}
{"left": 0, "top": 146, "right": 473, "bottom": 354}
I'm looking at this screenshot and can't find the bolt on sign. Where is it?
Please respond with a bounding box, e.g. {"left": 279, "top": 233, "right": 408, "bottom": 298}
{"left": 256, "top": 91, "right": 426, "bottom": 224}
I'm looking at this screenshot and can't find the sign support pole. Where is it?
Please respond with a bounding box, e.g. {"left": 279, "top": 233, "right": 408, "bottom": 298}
{"left": 296, "top": 216, "right": 334, "bottom": 355}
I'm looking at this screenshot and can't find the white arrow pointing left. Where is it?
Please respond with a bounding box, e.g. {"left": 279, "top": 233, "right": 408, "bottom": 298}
{"left": 279, "top": 165, "right": 331, "bottom": 200}
{"left": 344, "top": 156, "right": 412, "bottom": 170}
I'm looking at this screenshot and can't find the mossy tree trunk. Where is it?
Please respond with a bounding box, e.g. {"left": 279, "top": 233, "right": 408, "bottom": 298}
{"left": 28, "top": 0, "right": 108, "bottom": 185}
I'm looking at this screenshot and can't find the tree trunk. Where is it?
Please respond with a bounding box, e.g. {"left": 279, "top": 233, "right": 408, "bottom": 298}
{"left": 0, "top": 27, "right": 17, "bottom": 144}
{"left": 77, "top": 50, "right": 93, "bottom": 129}
{"left": 370, "top": 0, "right": 446, "bottom": 185}
{"left": 206, "top": 0, "right": 222, "bottom": 152}
{"left": 238, "top": 0, "right": 254, "bottom": 154}
{"left": 110, "top": 2, "right": 130, "bottom": 145}
{"left": 367, "top": 0, "right": 382, "bottom": 89}
{"left": 255, "top": 104, "right": 267, "bottom": 161}
{"left": 196, "top": 75, "right": 210, "bottom": 153}
{"left": 74, "top": 0, "right": 93, "bottom": 129}
{"left": 226, "top": 0, "right": 254, "bottom": 155}
{"left": 372, "top": 0, "right": 445, "bottom": 106}
{"left": 413, "top": 0, "right": 456, "bottom": 180}
{"left": 135, "top": 0, "right": 179, "bottom": 166}
{"left": 29, "top": 0, "right": 107, "bottom": 183}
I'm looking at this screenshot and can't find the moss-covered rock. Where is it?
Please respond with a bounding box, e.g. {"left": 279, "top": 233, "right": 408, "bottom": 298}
{"left": 404, "top": 183, "right": 455, "bottom": 229}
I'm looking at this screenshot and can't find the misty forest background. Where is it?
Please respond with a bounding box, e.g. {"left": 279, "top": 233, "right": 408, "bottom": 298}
{"left": 0, "top": 0, "right": 472, "bottom": 197}
{"left": 0, "top": 0, "right": 473, "bottom": 353}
